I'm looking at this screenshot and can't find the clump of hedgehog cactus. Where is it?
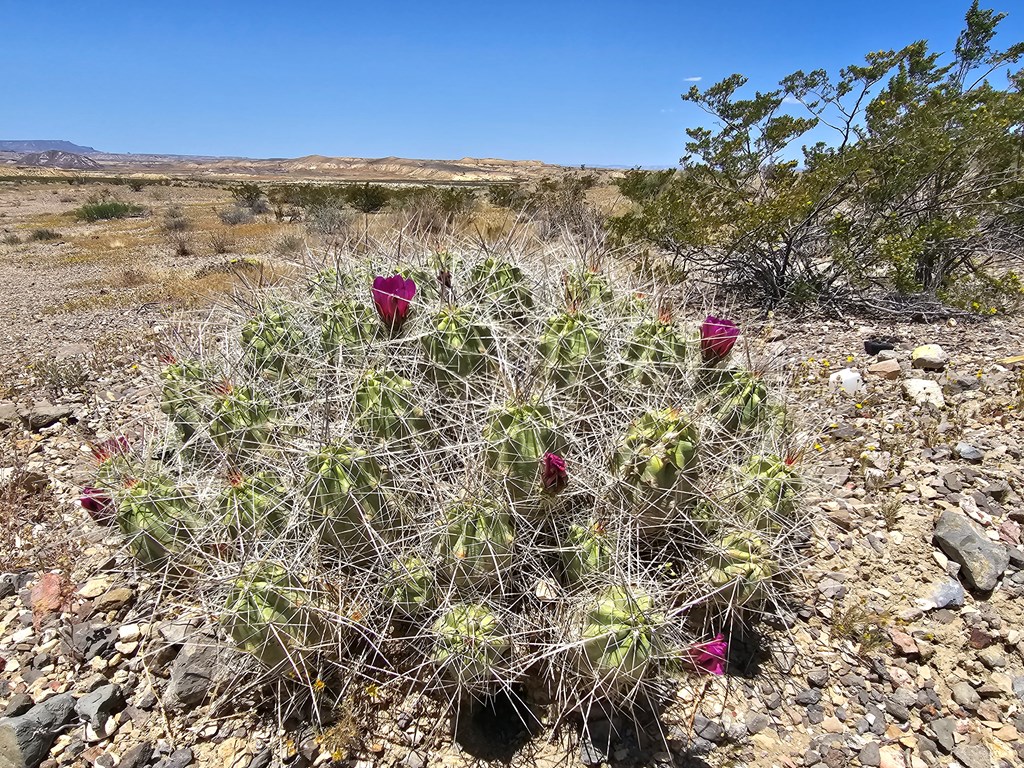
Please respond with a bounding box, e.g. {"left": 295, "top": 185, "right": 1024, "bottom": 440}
{"left": 612, "top": 408, "right": 699, "bottom": 526}
{"left": 354, "top": 368, "right": 432, "bottom": 446}
{"left": 159, "top": 356, "right": 211, "bottom": 441}
{"left": 306, "top": 442, "right": 393, "bottom": 554}
{"left": 704, "top": 531, "right": 776, "bottom": 607}
{"left": 241, "top": 307, "right": 307, "bottom": 377}
{"left": 421, "top": 305, "right": 495, "bottom": 391}
{"left": 432, "top": 603, "right": 512, "bottom": 688}
{"left": 562, "top": 520, "right": 612, "bottom": 586}
{"left": 620, "top": 315, "right": 688, "bottom": 385}
{"left": 714, "top": 370, "right": 768, "bottom": 431}
{"left": 218, "top": 471, "right": 288, "bottom": 542}
{"left": 116, "top": 476, "right": 202, "bottom": 571}
{"left": 209, "top": 382, "right": 276, "bottom": 458}
{"left": 564, "top": 269, "right": 613, "bottom": 308}
{"left": 223, "top": 564, "right": 324, "bottom": 673}
{"left": 577, "top": 585, "right": 664, "bottom": 694}
{"left": 483, "top": 400, "right": 562, "bottom": 506}
{"left": 386, "top": 557, "right": 434, "bottom": 616}
{"left": 538, "top": 311, "right": 605, "bottom": 392}
{"left": 471, "top": 257, "right": 534, "bottom": 323}
{"left": 437, "top": 499, "right": 515, "bottom": 589}
{"left": 319, "top": 296, "right": 378, "bottom": 357}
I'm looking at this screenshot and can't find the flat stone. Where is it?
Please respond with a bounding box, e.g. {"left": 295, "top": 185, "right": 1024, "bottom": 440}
{"left": 889, "top": 629, "right": 918, "bottom": 657}
{"left": 955, "top": 443, "right": 985, "bottom": 463}
{"left": 19, "top": 402, "right": 74, "bottom": 431}
{"left": 859, "top": 742, "right": 881, "bottom": 767}
{"left": 75, "top": 684, "right": 124, "bottom": 729}
{"left": 0, "top": 692, "right": 76, "bottom": 768}
{"left": 868, "top": 359, "right": 902, "bottom": 379}
{"left": 118, "top": 742, "right": 154, "bottom": 768}
{"left": 951, "top": 681, "right": 981, "bottom": 710}
{"left": 162, "top": 634, "right": 227, "bottom": 711}
{"left": 911, "top": 344, "right": 947, "bottom": 371}
{"left": 933, "top": 509, "right": 1010, "bottom": 591}
{"left": 153, "top": 747, "right": 194, "bottom": 768}
{"left": 93, "top": 587, "right": 134, "bottom": 612}
{"left": 903, "top": 379, "right": 944, "bottom": 408}
{"left": 952, "top": 744, "right": 991, "bottom": 768}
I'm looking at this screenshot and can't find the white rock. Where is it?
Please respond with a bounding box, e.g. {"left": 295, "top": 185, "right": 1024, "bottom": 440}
{"left": 830, "top": 368, "right": 866, "bottom": 396}
{"left": 903, "top": 379, "right": 945, "bottom": 408}
{"left": 911, "top": 344, "right": 947, "bottom": 370}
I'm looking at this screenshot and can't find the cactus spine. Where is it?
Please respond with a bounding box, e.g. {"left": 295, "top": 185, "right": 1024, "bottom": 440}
{"left": 437, "top": 499, "right": 515, "bottom": 589}
{"left": 421, "top": 306, "right": 495, "bottom": 391}
{"left": 704, "top": 531, "right": 776, "bottom": 607}
{"left": 483, "top": 400, "right": 562, "bottom": 507}
{"left": 578, "top": 585, "right": 663, "bottom": 693}
{"left": 159, "top": 358, "right": 211, "bottom": 442}
{"left": 241, "top": 307, "right": 307, "bottom": 377}
{"left": 538, "top": 312, "right": 605, "bottom": 392}
{"left": 116, "top": 477, "right": 202, "bottom": 571}
{"left": 354, "top": 369, "right": 432, "bottom": 446}
{"left": 562, "top": 520, "right": 613, "bottom": 586}
{"left": 620, "top": 318, "right": 688, "bottom": 386}
{"left": 714, "top": 370, "right": 768, "bottom": 431}
{"left": 432, "top": 603, "right": 511, "bottom": 687}
{"left": 209, "top": 384, "right": 276, "bottom": 458}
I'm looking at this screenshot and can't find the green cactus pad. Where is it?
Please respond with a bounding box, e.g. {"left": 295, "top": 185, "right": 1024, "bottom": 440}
{"left": 209, "top": 385, "right": 276, "bottom": 458}
{"left": 385, "top": 556, "right": 434, "bottom": 615}
{"left": 738, "top": 454, "right": 802, "bottom": 527}
{"left": 704, "top": 530, "right": 776, "bottom": 606}
{"left": 241, "top": 307, "right": 308, "bottom": 377}
{"left": 714, "top": 370, "right": 769, "bottom": 431}
{"left": 159, "top": 358, "right": 212, "bottom": 442}
{"left": 421, "top": 306, "right": 495, "bottom": 390}
{"left": 306, "top": 442, "right": 394, "bottom": 554}
{"left": 538, "top": 312, "right": 605, "bottom": 391}
{"left": 579, "top": 585, "right": 664, "bottom": 691}
{"left": 354, "top": 368, "right": 432, "bottom": 446}
{"left": 218, "top": 471, "right": 289, "bottom": 541}
{"left": 483, "top": 400, "right": 562, "bottom": 506}
{"left": 620, "top": 318, "right": 688, "bottom": 386}
{"left": 223, "top": 564, "right": 325, "bottom": 672}
{"left": 562, "top": 520, "right": 613, "bottom": 586}
{"left": 432, "top": 603, "right": 511, "bottom": 685}
{"left": 471, "top": 256, "right": 534, "bottom": 323}
{"left": 116, "top": 478, "right": 203, "bottom": 571}
{"left": 319, "top": 296, "right": 378, "bottom": 357}
{"left": 436, "top": 499, "right": 515, "bottom": 588}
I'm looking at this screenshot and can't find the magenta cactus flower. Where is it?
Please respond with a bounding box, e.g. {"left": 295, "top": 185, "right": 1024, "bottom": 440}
{"left": 688, "top": 633, "right": 728, "bottom": 675}
{"left": 90, "top": 435, "right": 130, "bottom": 462}
{"left": 700, "top": 315, "right": 739, "bottom": 363}
{"left": 372, "top": 274, "right": 417, "bottom": 333}
{"left": 80, "top": 486, "right": 115, "bottom": 525}
{"left": 541, "top": 452, "right": 568, "bottom": 494}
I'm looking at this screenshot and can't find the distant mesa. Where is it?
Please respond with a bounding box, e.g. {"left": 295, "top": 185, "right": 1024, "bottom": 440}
{"left": 16, "top": 150, "right": 101, "bottom": 170}
{"left": 0, "top": 139, "right": 100, "bottom": 154}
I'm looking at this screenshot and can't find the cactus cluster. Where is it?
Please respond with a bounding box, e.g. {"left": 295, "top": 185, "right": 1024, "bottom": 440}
{"left": 86, "top": 243, "right": 809, "bottom": 726}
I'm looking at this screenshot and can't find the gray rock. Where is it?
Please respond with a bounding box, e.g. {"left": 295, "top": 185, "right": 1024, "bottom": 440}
{"left": 858, "top": 742, "right": 880, "bottom": 767}
{"left": 978, "top": 647, "right": 1006, "bottom": 669}
{"left": 930, "top": 579, "right": 966, "bottom": 609}
{"left": 955, "top": 442, "right": 985, "bottom": 463}
{"left": 118, "top": 743, "right": 154, "bottom": 768}
{"left": 153, "top": 748, "right": 194, "bottom": 768}
{"left": 401, "top": 752, "right": 426, "bottom": 768}
{"left": 952, "top": 744, "right": 991, "bottom": 768}
{"left": 951, "top": 681, "right": 981, "bottom": 710}
{"left": 693, "top": 715, "right": 724, "bottom": 743}
{"left": 933, "top": 510, "right": 1010, "bottom": 591}
{"left": 0, "top": 402, "right": 18, "bottom": 431}
{"left": 1013, "top": 676, "right": 1024, "bottom": 700}
{"left": 807, "top": 668, "right": 829, "bottom": 688}
{"left": 929, "top": 716, "right": 956, "bottom": 753}
{"left": 19, "top": 403, "right": 73, "bottom": 432}
{"left": 162, "top": 634, "right": 226, "bottom": 710}
{"left": 0, "top": 692, "right": 76, "bottom": 768}
{"left": 2, "top": 695, "right": 33, "bottom": 718}
{"left": 75, "top": 684, "right": 124, "bottom": 729}
{"left": 744, "top": 711, "right": 769, "bottom": 735}
{"left": 795, "top": 688, "right": 821, "bottom": 706}
{"left": 247, "top": 748, "right": 272, "bottom": 768}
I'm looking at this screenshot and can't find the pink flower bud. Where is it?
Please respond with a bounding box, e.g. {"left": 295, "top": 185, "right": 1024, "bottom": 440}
{"left": 371, "top": 274, "right": 417, "bottom": 334}
{"left": 80, "top": 487, "right": 115, "bottom": 525}
{"left": 541, "top": 452, "right": 568, "bottom": 494}
{"left": 700, "top": 316, "right": 739, "bottom": 363}
{"left": 688, "top": 632, "right": 728, "bottom": 675}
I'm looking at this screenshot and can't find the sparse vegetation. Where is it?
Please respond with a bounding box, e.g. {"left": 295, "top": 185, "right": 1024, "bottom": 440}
{"left": 29, "top": 228, "right": 62, "bottom": 242}
{"left": 210, "top": 231, "right": 234, "bottom": 254}
{"left": 2, "top": 233, "right": 21, "bottom": 245}
{"left": 219, "top": 205, "right": 255, "bottom": 226}
{"left": 163, "top": 205, "right": 192, "bottom": 232}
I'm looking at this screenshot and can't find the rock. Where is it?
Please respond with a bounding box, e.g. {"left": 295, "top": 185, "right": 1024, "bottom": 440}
{"left": 246, "top": 749, "right": 272, "bottom": 768}
{"left": 955, "top": 442, "right": 985, "bottom": 463}
{"left": 402, "top": 752, "right": 426, "bottom": 768}
{"left": 163, "top": 634, "right": 226, "bottom": 710}
{"left": 807, "top": 668, "right": 829, "bottom": 688}
{"left": 153, "top": 747, "right": 194, "bottom": 768}
{"left": 795, "top": 688, "right": 821, "bottom": 705}
{"left": 830, "top": 368, "right": 866, "bottom": 396}
{"left": 0, "top": 403, "right": 19, "bottom": 431}
{"left": 978, "top": 647, "right": 1006, "bottom": 669}
{"left": 903, "top": 379, "right": 944, "bottom": 408}
{"left": 930, "top": 717, "right": 956, "bottom": 753}
{"left": 864, "top": 338, "right": 898, "bottom": 356}
{"left": 952, "top": 744, "right": 991, "bottom": 768}
{"left": 1013, "top": 676, "right": 1024, "bottom": 700}
{"left": 75, "top": 684, "right": 124, "bottom": 729}
{"left": 19, "top": 403, "right": 74, "bottom": 432}
{"left": 951, "top": 681, "right": 981, "bottom": 710}
{"left": 93, "top": 587, "right": 134, "bottom": 613}
{"left": 933, "top": 509, "right": 1010, "bottom": 591}
{"left": 868, "top": 359, "right": 902, "bottom": 379}
{"left": 118, "top": 743, "right": 154, "bottom": 768}
{"left": 2, "top": 696, "right": 33, "bottom": 719}
{"left": 693, "top": 715, "right": 724, "bottom": 743}
{"left": 0, "top": 692, "right": 76, "bottom": 768}
{"left": 859, "top": 742, "right": 881, "bottom": 767}
{"left": 929, "top": 579, "right": 966, "bottom": 609}
{"left": 30, "top": 574, "right": 67, "bottom": 626}
{"left": 889, "top": 629, "right": 918, "bottom": 657}
{"left": 911, "top": 344, "right": 947, "bottom": 371}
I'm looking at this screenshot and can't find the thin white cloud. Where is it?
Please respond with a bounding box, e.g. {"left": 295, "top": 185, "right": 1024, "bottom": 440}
{"left": 684, "top": 76, "right": 702, "bottom": 82}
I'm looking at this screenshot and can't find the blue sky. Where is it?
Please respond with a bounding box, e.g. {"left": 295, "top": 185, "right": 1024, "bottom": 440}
{"left": 2, "top": 1, "right": 1021, "bottom": 167}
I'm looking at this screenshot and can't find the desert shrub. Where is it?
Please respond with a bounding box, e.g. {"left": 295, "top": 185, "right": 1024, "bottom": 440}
{"left": 75, "top": 200, "right": 146, "bottom": 222}
{"left": 210, "top": 231, "right": 234, "bottom": 254}
{"left": 231, "top": 182, "right": 270, "bottom": 214}
{"left": 488, "top": 183, "right": 529, "bottom": 209}
{"left": 345, "top": 183, "right": 391, "bottom": 214}
{"left": 2, "top": 233, "right": 20, "bottom": 245}
{"left": 127, "top": 179, "right": 146, "bottom": 192}
{"left": 609, "top": 2, "right": 1024, "bottom": 308}
{"left": 305, "top": 205, "right": 356, "bottom": 240}
{"left": 29, "top": 228, "right": 62, "bottom": 242}
{"left": 84, "top": 238, "right": 810, "bottom": 733}
{"left": 163, "top": 205, "right": 191, "bottom": 232}
{"left": 274, "top": 233, "right": 305, "bottom": 257}
{"left": 167, "top": 231, "right": 193, "bottom": 257}
{"left": 219, "top": 205, "right": 255, "bottom": 226}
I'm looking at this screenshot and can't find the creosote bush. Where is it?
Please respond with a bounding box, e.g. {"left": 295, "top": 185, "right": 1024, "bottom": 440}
{"left": 75, "top": 200, "right": 146, "bottom": 222}
{"left": 85, "top": 231, "right": 812, "bottom": 732}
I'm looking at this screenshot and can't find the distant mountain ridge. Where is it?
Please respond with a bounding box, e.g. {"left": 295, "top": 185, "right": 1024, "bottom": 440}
{"left": 0, "top": 139, "right": 99, "bottom": 154}
{"left": 18, "top": 150, "right": 100, "bottom": 170}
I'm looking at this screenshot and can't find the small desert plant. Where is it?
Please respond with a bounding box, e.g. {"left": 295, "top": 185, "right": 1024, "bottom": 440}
{"left": 163, "top": 205, "right": 192, "bottom": 232}
{"left": 830, "top": 601, "right": 890, "bottom": 654}
{"left": 274, "top": 233, "right": 305, "bottom": 257}
{"left": 219, "top": 205, "right": 255, "bottom": 226}
{"left": 2, "top": 233, "right": 20, "bottom": 245}
{"left": 210, "top": 231, "right": 234, "bottom": 254}
{"left": 167, "top": 231, "right": 193, "bottom": 257}
{"left": 127, "top": 179, "right": 146, "bottom": 192}
{"left": 75, "top": 200, "right": 145, "bottom": 222}
{"left": 29, "top": 228, "right": 62, "bottom": 242}
{"left": 231, "top": 182, "right": 270, "bottom": 214}
{"left": 306, "top": 205, "right": 355, "bottom": 239}
{"left": 346, "top": 183, "right": 391, "bottom": 214}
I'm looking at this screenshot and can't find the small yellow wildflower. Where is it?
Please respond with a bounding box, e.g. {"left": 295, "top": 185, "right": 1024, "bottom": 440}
{"left": 313, "top": 678, "right": 326, "bottom": 692}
